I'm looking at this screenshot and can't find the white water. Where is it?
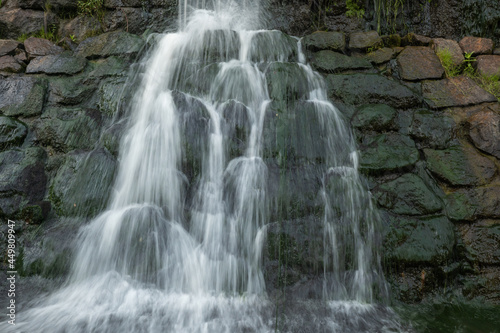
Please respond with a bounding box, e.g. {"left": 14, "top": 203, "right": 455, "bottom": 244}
{"left": 5, "top": 1, "right": 405, "bottom": 332}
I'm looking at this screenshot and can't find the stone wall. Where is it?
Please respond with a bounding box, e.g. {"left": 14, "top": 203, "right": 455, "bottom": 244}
{"left": 0, "top": 0, "right": 500, "bottom": 313}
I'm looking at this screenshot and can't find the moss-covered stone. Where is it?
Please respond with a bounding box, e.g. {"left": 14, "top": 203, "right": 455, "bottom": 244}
{"left": 351, "top": 104, "right": 397, "bottom": 131}
{"left": 48, "top": 75, "right": 96, "bottom": 105}
{"left": 312, "top": 50, "right": 372, "bottom": 73}
{"left": 384, "top": 215, "right": 455, "bottom": 264}
{"left": 302, "top": 31, "right": 345, "bottom": 52}
{"left": 75, "top": 30, "right": 145, "bottom": 59}
{"left": 327, "top": 74, "right": 419, "bottom": 108}
{"left": 358, "top": 133, "right": 419, "bottom": 174}
{"left": 0, "top": 77, "right": 47, "bottom": 117}
{"left": 410, "top": 109, "right": 455, "bottom": 149}
{"left": 445, "top": 186, "right": 500, "bottom": 221}
{"left": 0, "top": 116, "right": 28, "bottom": 151}
{"left": 374, "top": 174, "right": 443, "bottom": 216}
{"left": 424, "top": 145, "right": 497, "bottom": 186}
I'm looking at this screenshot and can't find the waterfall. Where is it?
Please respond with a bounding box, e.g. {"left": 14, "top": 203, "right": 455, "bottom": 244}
{"left": 4, "top": 1, "right": 405, "bottom": 332}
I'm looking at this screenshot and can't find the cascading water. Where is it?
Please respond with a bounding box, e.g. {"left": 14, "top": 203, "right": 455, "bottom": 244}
{"left": 4, "top": 1, "right": 408, "bottom": 332}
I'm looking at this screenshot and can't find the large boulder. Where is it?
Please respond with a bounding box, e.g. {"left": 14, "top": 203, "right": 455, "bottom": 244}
{"left": 0, "top": 39, "right": 21, "bottom": 56}
{"left": 458, "top": 220, "right": 500, "bottom": 264}
{"left": 26, "top": 51, "right": 87, "bottom": 74}
{"left": 74, "top": 30, "right": 145, "bottom": 59}
{"left": 0, "top": 147, "right": 47, "bottom": 217}
{"left": 24, "top": 37, "right": 64, "bottom": 59}
{"left": 327, "top": 74, "right": 419, "bottom": 108}
{"left": 396, "top": 46, "right": 444, "bottom": 81}
{"left": 34, "top": 107, "right": 102, "bottom": 153}
{"left": 312, "top": 50, "right": 372, "bottom": 73}
{"left": 0, "top": 8, "right": 58, "bottom": 39}
{"left": 432, "top": 38, "right": 464, "bottom": 66}
{"left": 358, "top": 133, "right": 419, "bottom": 174}
{"left": 0, "top": 55, "right": 23, "bottom": 73}
{"left": 348, "top": 31, "right": 382, "bottom": 52}
{"left": 302, "top": 31, "right": 345, "bottom": 52}
{"left": 374, "top": 174, "right": 443, "bottom": 216}
{"left": 384, "top": 215, "right": 455, "bottom": 265}
{"left": 424, "top": 144, "right": 497, "bottom": 186}
{"left": 0, "top": 116, "right": 28, "bottom": 151}
{"left": 459, "top": 36, "right": 494, "bottom": 55}
{"left": 351, "top": 104, "right": 397, "bottom": 131}
{"left": 468, "top": 109, "right": 500, "bottom": 159}
{"left": 410, "top": 109, "right": 455, "bottom": 149}
{"left": 49, "top": 149, "right": 117, "bottom": 218}
{"left": 0, "top": 76, "right": 47, "bottom": 117}
{"left": 445, "top": 186, "right": 500, "bottom": 221}
{"left": 423, "top": 76, "right": 497, "bottom": 109}
{"left": 475, "top": 55, "right": 500, "bottom": 77}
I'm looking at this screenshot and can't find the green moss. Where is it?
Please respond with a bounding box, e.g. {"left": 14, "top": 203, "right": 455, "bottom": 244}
{"left": 436, "top": 48, "right": 461, "bottom": 78}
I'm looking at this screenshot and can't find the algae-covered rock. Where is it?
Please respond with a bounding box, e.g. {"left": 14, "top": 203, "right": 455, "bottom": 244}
{"left": 384, "top": 215, "right": 455, "bottom": 264}
{"left": 0, "top": 116, "right": 28, "bottom": 151}
{"left": 410, "top": 109, "right": 455, "bottom": 149}
{"left": 312, "top": 50, "right": 372, "bottom": 73}
{"left": 75, "top": 31, "right": 144, "bottom": 59}
{"left": 50, "top": 149, "right": 117, "bottom": 217}
{"left": 358, "top": 133, "right": 419, "bottom": 174}
{"left": 351, "top": 104, "right": 397, "bottom": 131}
{"left": 458, "top": 220, "right": 500, "bottom": 265}
{"left": 26, "top": 51, "right": 87, "bottom": 75}
{"left": 327, "top": 74, "right": 419, "bottom": 108}
{"left": 424, "top": 145, "right": 497, "bottom": 186}
{"left": 374, "top": 174, "right": 443, "bottom": 216}
{"left": 302, "top": 31, "right": 345, "bottom": 52}
{"left": 0, "top": 76, "right": 47, "bottom": 117}
{"left": 445, "top": 186, "right": 500, "bottom": 221}
{"left": 34, "top": 107, "right": 102, "bottom": 153}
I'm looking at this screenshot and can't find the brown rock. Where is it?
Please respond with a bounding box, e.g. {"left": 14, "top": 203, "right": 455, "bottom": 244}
{"left": 469, "top": 110, "right": 500, "bottom": 159}
{"left": 14, "top": 49, "right": 27, "bottom": 63}
{"left": 0, "top": 8, "right": 58, "bottom": 40}
{"left": 24, "top": 37, "right": 64, "bottom": 59}
{"left": 423, "top": 76, "right": 497, "bottom": 109}
{"left": 365, "top": 47, "right": 395, "bottom": 64}
{"left": 0, "top": 56, "right": 23, "bottom": 73}
{"left": 401, "top": 33, "right": 431, "bottom": 46}
{"left": 494, "top": 48, "right": 500, "bottom": 56}
{"left": 397, "top": 46, "right": 444, "bottom": 81}
{"left": 475, "top": 55, "right": 500, "bottom": 77}
{"left": 0, "top": 40, "right": 20, "bottom": 56}
{"left": 348, "top": 31, "right": 382, "bottom": 52}
{"left": 459, "top": 36, "right": 494, "bottom": 55}
{"left": 432, "top": 38, "right": 464, "bottom": 66}
{"left": 458, "top": 220, "right": 500, "bottom": 264}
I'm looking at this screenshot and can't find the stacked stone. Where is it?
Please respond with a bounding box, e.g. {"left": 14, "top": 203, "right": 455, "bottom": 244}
{"left": 302, "top": 30, "right": 500, "bottom": 303}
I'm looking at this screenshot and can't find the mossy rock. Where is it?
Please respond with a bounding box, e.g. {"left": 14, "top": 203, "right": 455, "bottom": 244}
{"left": 351, "top": 104, "right": 397, "bottom": 131}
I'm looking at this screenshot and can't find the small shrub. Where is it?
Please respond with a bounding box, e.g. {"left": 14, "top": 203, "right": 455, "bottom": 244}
{"left": 346, "top": 0, "right": 365, "bottom": 18}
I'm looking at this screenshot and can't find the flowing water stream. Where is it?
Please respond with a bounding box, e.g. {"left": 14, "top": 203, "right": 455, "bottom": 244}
{"left": 5, "top": 1, "right": 408, "bottom": 332}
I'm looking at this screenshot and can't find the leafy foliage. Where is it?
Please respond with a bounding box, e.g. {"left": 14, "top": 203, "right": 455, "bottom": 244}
{"left": 436, "top": 48, "right": 460, "bottom": 78}
{"left": 345, "top": 0, "right": 365, "bottom": 18}
{"left": 77, "top": 0, "right": 104, "bottom": 17}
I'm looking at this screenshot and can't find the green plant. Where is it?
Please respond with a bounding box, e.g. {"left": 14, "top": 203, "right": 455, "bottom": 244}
{"left": 34, "top": 24, "right": 59, "bottom": 43}
{"left": 69, "top": 34, "right": 77, "bottom": 42}
{"left": 77, "top": 0, "right": 104, "bottom": 17}
{"left": 17, "top": 33, "right": 29, "bottom": 42}
{"left": 436, "top": 48, "right": 460, "bottom": 78}
{"left": 346, "top": 0, "right": 365, "bottom": 18}
{"left": 373, "top": 0, "right": 406, "bottom": 33}
{"left": 462, "top": 51, "right": 476, "bottom": 76}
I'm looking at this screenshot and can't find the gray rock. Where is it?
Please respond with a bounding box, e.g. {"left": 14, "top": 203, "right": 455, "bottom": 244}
{"left": 365, "top": 47, "right": 395, "bottom": 64}
{"left": 348, "top": 31, "right": 382, "bottom": 52}
{"left": 374, "top": 173, "right": 443, "bottom": 216}
{"left": 384, "top": 215, "right": 455, "bottom": 264}
{"left": 0, "top": 116, "right": 28, "bottom": 151}
{"left": 0, "top": 55, "right": 23, "bottom": 73}
{"left": 423, "top": 76, "right": 497, "bottom": 109}
{"left": 24, "top": 37, "right": 64, "bottom": 59}
{"left": 458, "top": 220, "right": 500, "bottom": 265}
{"left": 0, "top": 147, "right": 47, "bottom": 217}
{"left": 0, "top": 8, "right": 58, "bottom": 40}
{"left": 397, "top": 46, "right": 444, "bottom": 81}
{"left": 0, "top": 39, "right": 20, "bottom": 56}
{"left": 358, "top": 133, "right": 419, "bottom": 174}
{"left": 302, "top": 31, "right": 345, "bottom": 52}
{"left": 34, "top": 107, "right": 102, "bottom": 153}
{"left": 410, "top": 109, "right": 455, "bottom": 149}
{"left": 312, "top": 50, "right": 372, "bottom": 73}
{"left": 60, "top": 15, "right": 103, "bottom": 43}
{"left": 0, "top": 76, "right": 47, "bottom": 117}
{"left": 49, "top": 149, "right": 117, "bottom": 217}
{"left": 26, "top": 51, "right": 87, "bottom": 75}
{"left": 48, "top": 75, "right": 96, "bottom": 105}
{"left": 468, "top": 110, "right": 500, "bottom": 159}
{"left": 75, "top": 31, "right": 145, "bottom": 59}
{"left": 327, "top": 74, "right": 419, "bottom": 108}
{"left": 97, "top": 77, "right": 127, "bottom": 116}
{"left": 424, "top": 144, "right": 497, "bottom": 186}
{"left": 351, "top": 104, "right": 397, "bottom": 131}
